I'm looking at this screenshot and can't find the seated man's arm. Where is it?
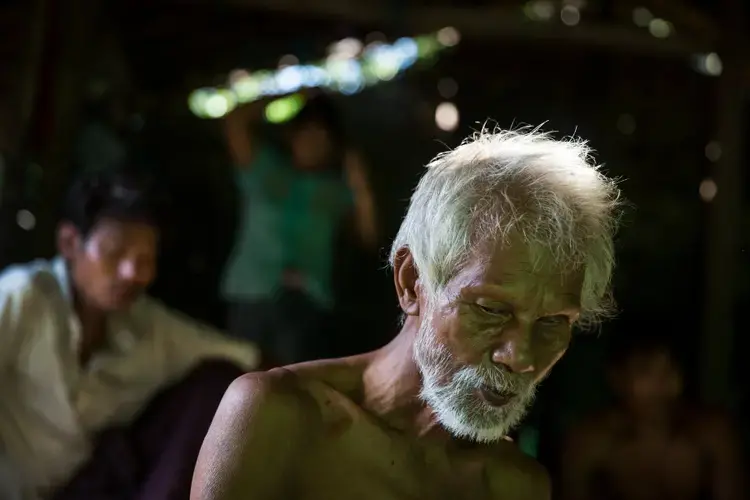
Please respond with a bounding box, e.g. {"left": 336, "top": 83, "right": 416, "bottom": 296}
{"left": 0, "top": 292, "right": 17, "bottom": 369}
{"left": 191, "top": 370, "right": 319, "bottom": 500}
{"left": 0, "top": 269, "right": 43, "bottom": 497}
{"left": 0, "top": 270, "right": 35, "bottom": 370}
{"left": 146, "top": 299, "right": 261, "bottom": 377}
{"left": 0, "top": 448, "right": 24, "bottom": 500}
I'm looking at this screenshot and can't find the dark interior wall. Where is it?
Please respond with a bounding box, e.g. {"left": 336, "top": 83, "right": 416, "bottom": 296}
{"left": 59, "top": 28, "right": 715, "bottom": 356}
{"left": 3, "top": 0, "right": 742, "bottom": 462}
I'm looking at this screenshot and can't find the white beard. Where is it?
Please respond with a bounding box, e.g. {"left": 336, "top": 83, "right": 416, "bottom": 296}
{"left": 413, "top": 315, "right": 538, "bottom": 443}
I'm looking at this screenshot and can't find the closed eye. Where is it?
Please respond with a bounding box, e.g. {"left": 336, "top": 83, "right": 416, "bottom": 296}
{"left": 475, "top": 304, "right": 512, "bottom": 319}
{"left": 537, "top": 315, "right": 570, "bottom": 326}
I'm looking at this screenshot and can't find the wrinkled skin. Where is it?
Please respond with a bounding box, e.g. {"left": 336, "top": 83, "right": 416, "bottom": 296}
{"left": 192, "top": 240, "right": 582, "bottom": 500}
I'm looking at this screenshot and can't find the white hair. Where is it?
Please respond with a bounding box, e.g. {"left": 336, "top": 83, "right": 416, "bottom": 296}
{"left": 390, "top": 126, "right": 621, "bottom": 326}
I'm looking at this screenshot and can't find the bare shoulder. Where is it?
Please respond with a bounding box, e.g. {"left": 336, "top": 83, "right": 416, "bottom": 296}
{"left": 192, "top": 368, "right": 325, "bottom": 499}
{"left": 199, "top": 368, "right": 325, "bottom": 466}
{"left": 219, "top": 368, "right": 323, "bottom": 425}
{"left": 488, "top": 440, "right": 550, "bottom": 500}
{"left": 212, "top": 359, "right": 362, "bottom": 436}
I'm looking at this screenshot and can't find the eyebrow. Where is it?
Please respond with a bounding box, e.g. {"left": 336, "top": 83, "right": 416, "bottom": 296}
{"left": 461, "top": 285, "right": 581, "bottom": 309}
{"left": 459, "top": 284, "right": 508, "bottom": 297}
{"left": 559, "top": 292, "right": 582, "bottom": 307}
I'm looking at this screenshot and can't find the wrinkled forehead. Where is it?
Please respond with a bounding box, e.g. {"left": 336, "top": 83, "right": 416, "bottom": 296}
{"left": 448, "top": 239, "right": 584, "bottom": 309}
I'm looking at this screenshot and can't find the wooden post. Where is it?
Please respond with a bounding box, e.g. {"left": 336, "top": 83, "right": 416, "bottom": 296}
{"left": 0, "top": 0, "right": 46, "bottom": 156}
{"left": 27, "top": 0, "right": 101, "bottom": 257}
{"left": 700, "top": 0, "right": 745, "bottom": 406}
{"left": 0, "top": 0, "right": 47, "bottom": 266}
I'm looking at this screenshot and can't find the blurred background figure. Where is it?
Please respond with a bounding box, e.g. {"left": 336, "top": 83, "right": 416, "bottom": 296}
{"left": 560, "top": 333, "right": 744, "bottom": 500}
{"left": 0, "top": 170, "right": 259, "bottom": 500}
{"left": 222, "top": 92, "right": 377, "bottom": 365}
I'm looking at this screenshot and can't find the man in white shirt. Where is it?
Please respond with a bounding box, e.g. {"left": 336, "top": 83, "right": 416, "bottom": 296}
{"left": 0, "top": 170, "right": 260, "bottom": 499}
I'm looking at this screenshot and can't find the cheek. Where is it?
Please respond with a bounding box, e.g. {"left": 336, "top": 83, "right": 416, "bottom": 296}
{"left": 541, "top": 345, "right": 568, "bottom": 367}
{"left": 443, "top": 316, "right": 494, "bottom": 365}
{"left": 80, "top": 251, "right": 118, "bottom": 284}
{"left": 530, "top": 316, "right": 570, "bottom": 348}
{"left": 529, "top": 343, "right": 568, "bottom": 382}
{"left": 71, "top": 261, "right": 108, "bottom": 298}
{"left": 535, "top": 329, "right": 571, "bottom": 360}
{"left": 143, "top": 263, "right": 157, "bottom": 282}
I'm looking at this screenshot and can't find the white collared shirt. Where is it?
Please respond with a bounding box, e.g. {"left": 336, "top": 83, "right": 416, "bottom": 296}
{"left": 0, "top": 257, "right": 260, "bottom": 499}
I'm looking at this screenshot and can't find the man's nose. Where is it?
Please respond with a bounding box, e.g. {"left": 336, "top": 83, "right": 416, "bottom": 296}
{"left": 490, "top": 319, "right": 535, "bottom": 374}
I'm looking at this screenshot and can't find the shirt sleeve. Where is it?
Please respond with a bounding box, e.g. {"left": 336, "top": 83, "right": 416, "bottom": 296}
{"left": 0, "top": 452, "right": 23, "bottom": 500}
{"left": 145, "top": 299, "right": 261, "bottom": 381}
{"left": 0, "top": 270, "right": 35, "bottom": 371}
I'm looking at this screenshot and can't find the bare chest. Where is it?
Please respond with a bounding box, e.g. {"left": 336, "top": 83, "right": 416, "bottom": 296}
{"left": 292, "top": 423, "right": 497, "bottom": 500}
{"left": 602, "top": 436, "right": 705, "bottom": 500}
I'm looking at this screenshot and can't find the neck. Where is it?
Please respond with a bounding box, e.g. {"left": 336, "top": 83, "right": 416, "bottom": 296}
{"left": 291, "top": 147, "right": 330, "bottom": 172}
{"left": 362, "top": 317, "right": 446, "bottom": 439}
{"left": 73, "top": 292, "right": 108, "bottom": 363}
{"left": 624, "top": 403, "right": 677, "bottom": 433}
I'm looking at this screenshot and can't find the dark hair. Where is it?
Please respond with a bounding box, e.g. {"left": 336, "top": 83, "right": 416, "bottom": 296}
{"left": 62, "top": 168, "right": 167, "bottom": 237}
{"left": 289, "top": 93, "right": 344, "bottom": 143}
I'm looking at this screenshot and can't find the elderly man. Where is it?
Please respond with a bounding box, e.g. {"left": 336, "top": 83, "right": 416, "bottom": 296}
{"left": 191, "top": 128, "right": 621, "bottom": 500}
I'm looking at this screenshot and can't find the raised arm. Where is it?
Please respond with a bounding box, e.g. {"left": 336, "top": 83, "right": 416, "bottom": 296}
{"left": 224, "top": 101, "right": 265, "bottom": 167}
{"left": 191, "top": 371, "right": 319, "bottom": 500}
{"left": 344, "top": 151, "right": 378, "bottom": 248}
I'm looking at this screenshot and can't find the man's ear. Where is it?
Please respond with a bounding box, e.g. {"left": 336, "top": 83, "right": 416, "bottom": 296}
{"left": 57, "top": 222, "right": 82, "bottom": 259}
{"left": 393, "top": 247, "right": 421, "bottom": 316}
